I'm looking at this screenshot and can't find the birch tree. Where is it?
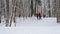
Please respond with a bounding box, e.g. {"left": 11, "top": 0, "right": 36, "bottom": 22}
{"left": 9, "top": 0, "right": 17, "bottom": 27}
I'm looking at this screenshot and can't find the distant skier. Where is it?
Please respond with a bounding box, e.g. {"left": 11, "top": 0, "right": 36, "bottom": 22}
{"left": 34, "top": 12, "right": 41, "bottom": 19}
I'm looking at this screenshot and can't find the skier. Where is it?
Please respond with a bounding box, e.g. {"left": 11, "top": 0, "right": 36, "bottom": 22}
{"left": 34, "top": 12, "right": 41, "bottom": 19}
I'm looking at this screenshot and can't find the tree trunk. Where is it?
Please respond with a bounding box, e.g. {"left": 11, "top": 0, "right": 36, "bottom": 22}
{"left": 5, "top": 0, "right": 9, "bottom": 27}
{"left": 31, "top": 0, "right": 34, "bottom": 17}
{"left": 0, "top": 0, "right": 2, "bottom": 23}
{"left": 10, "top": 0, "right": 16, "bottom": 27}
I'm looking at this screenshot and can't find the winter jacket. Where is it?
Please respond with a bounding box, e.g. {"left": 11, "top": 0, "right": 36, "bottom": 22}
{"left": 34, "top": 12, "right": 41, "bottom": 16}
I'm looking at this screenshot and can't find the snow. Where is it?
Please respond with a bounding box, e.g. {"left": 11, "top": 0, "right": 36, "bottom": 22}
{"left": 0, "top": 16, "right": 60, "bottom": 27}
{"left": 0, "top": 26, "right": 60, "bottom": 34}
{"left": 0, "top": 17, "right": 60, "bottom": 34}
{"left": 16, "top": 17, "right": 60, "bottom": 26}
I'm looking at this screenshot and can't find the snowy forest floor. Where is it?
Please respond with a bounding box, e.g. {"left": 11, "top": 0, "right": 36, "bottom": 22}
{"left": 0, "top": 16, "right": 60, "bottom": 27}
{"left": 0, "top": 17, "right": 60, "bottom": 34}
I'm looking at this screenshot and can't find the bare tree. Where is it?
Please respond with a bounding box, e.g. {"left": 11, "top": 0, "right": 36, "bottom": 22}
{"left": 5, "top": 0, "right": 9, "bottom": 27}
{"left": 0, "top": 0, "right": 2, "bottom": 23}
{"left": 31, "top": 0, "right": 34, "bottom": 17}
{"left": 13, "top": 0, "right": 17, "bottom": 26}
{"left": 9, "top": 0, "right": 17, "bottom": 27}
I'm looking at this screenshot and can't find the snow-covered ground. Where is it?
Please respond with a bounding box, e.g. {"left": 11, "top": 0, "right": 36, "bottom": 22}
{"left": 0, "top": 16, "right": 60, "bottom": 34}
{"left": 16, "top": 17, "right": 60, "bottom": 26}
{"left": 0, "top": 26, "right": 60, "bottom": 34}
{"left": 0, "top": 16, "right": 60, "bottom": 27}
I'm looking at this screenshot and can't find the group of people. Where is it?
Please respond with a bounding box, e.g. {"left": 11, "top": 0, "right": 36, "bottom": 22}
{"left": 34, "top": 12, "right": 41, "bottom": 19}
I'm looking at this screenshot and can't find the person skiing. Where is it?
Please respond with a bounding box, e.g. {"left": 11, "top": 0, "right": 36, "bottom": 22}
{"left": 34, "top": 12, "right": 41, "bottom": 19}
